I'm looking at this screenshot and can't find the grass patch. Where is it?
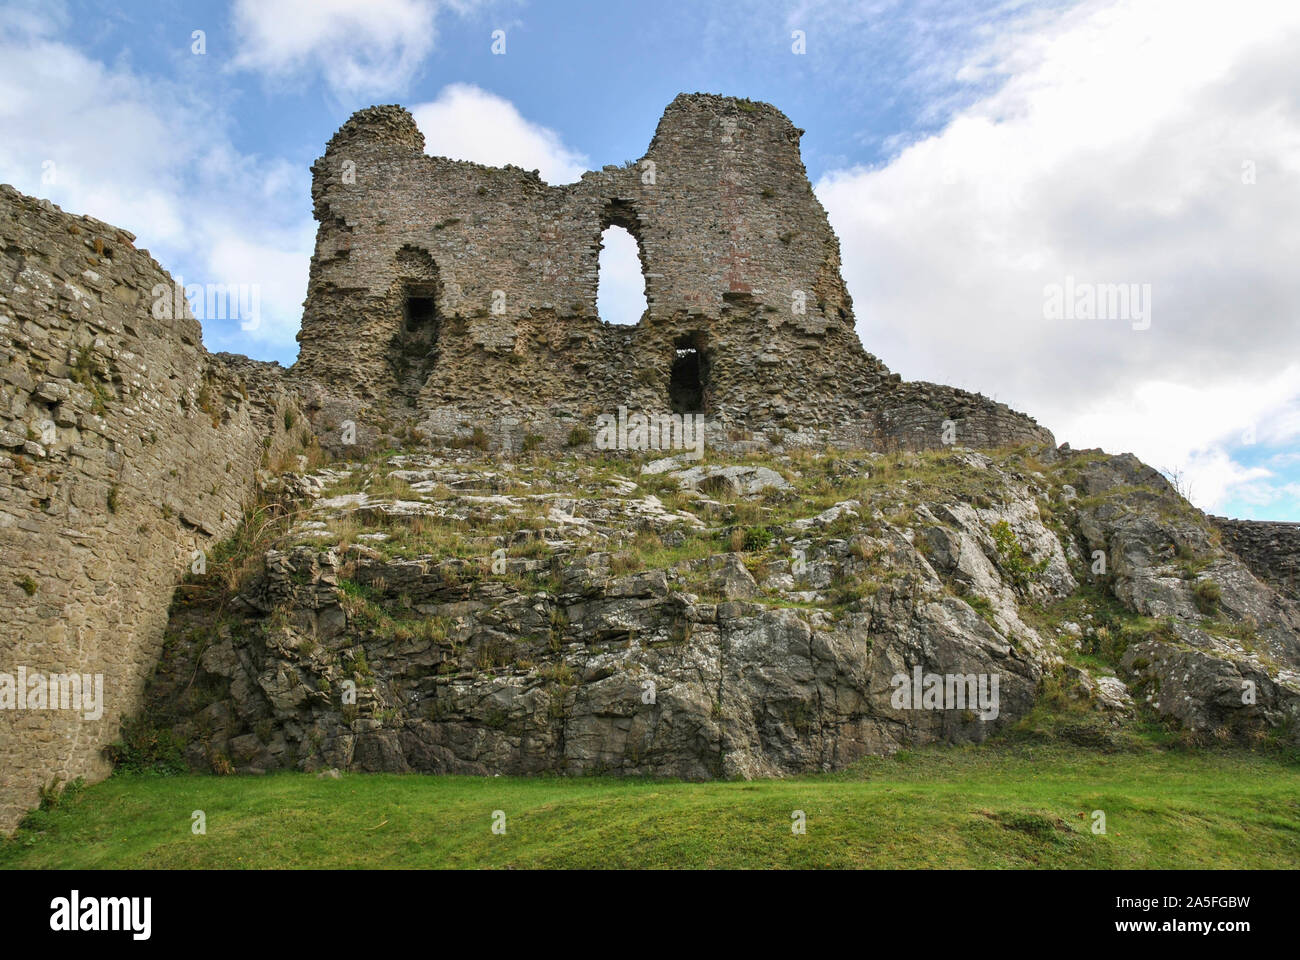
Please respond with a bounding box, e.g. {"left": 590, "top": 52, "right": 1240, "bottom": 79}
{"left": 4, "top": 743, "right": 1297, "bottom": 869}
{"left": 1193, "top": 578, "right": 1222, "bottom": 616}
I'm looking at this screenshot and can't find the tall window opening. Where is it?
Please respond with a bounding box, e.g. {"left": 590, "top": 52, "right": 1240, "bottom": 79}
{"left": 669, "top": 333, "right": 709, "bottom": 414}
{"left": 389, "top": 246, "right": 442, "bottom": 400}
{"left": 392, "top": 279, "right": 440, "bottom": 396}
{"left": 596, "top": 224, "right": 648, "bottom": 326}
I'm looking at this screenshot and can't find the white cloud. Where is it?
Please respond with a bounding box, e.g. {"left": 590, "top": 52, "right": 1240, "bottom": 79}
{"left": 204, "top": 224, "right": 318, "bottom": 348}
{"left": 229, "top": 0, "right": 448, "bottom": 99}
{"left": 816, "top": 0, "right": 1300, "bottom": 514}
{"left": 410, "top": 83, "right": 590, "bottom": 184}
{"left": 1063, "top": 368, "right": 1300, "bottom": 505}
{"left": 0, "top": 17, "right": 312, "bottom": 356}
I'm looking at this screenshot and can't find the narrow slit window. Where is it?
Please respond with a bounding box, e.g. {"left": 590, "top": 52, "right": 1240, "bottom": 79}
{"left": 393, "top": 282, "right": 440, "bottom": 394}
{"left": 669, "top": 336, "right": 707, "bottom": 413}
{"left": 404, "top": 295, "right": 435, "bottom": 331}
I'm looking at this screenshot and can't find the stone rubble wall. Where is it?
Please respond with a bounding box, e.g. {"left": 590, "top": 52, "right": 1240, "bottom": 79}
{"left": 1211, "top": 517, "right": 1300, "bottom": 604}
{"left": 0, "top": 186, "right": 300, "bottom": 833}
{"left": 295, "top": 95, "right": 1051, "bottom": 451}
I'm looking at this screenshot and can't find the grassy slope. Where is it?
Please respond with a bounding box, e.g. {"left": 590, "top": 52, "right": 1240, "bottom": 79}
{"left": 4, "top": 743, "right": 1298, "bottom": 869}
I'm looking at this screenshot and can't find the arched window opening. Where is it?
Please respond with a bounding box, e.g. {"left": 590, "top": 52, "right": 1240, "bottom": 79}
{"left": 596, "top": 225, "right": 648, "bottom": 326}
{"left": 392, "top": 278, "right": 440, "bottom": 396}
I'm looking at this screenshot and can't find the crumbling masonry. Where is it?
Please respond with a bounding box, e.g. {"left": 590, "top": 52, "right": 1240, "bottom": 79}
{"left": 295, "top": 95, "right": 1054, "bottom": 452}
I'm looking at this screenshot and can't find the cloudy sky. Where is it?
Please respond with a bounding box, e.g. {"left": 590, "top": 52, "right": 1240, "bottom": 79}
{"left": 1, "top": 0, "right": 1296, "bottom": 520}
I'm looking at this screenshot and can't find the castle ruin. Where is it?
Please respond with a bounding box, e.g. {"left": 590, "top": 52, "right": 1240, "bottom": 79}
{"left": 296, "top": 94, "right": 1053, "bottom": 452}
{"left": 2, "top": 94, "right": 1074, "bottom": 830}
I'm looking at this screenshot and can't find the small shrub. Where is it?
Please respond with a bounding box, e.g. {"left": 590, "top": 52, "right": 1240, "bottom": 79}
{"left": 38, "top": 777, "right": 85, "bottom": 811}
{"left": 104, "top": 717, "right": 187, "bottom": 775}
{"left": 475, "top": 641, "right": 507, "bottom": 671}
{"left": 541, "top": 661, "right": 574, "bottom": 685}
{"left": 567, "top": 426, "right": 591, "bottom": 447}
{"left": 830, "top": 573, "right": 880, "bottom": 606}
{"left": 549, "top": 607, "right": 568, "bottom": 650}
{"left": 1193, "top": 579, "right": 1222, "bottom": 615}
{"left": 345, "top": 648, "right": 373, "bottom": 682}
{"left": 989, "top": 520, "right": 1048, "bottom": 591}
{"left": 610, "top": 552, "right": 643, "bottom": 576}
{"left": 196, "top": 382, "right": 222, "bottom": 427}
{"left": 449, "top": 426, "right": 490, "bottom": 451}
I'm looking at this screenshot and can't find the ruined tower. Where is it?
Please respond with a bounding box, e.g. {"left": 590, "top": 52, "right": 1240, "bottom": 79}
{"left": 295, "top": 94, "right": 1052, "bottom": 451}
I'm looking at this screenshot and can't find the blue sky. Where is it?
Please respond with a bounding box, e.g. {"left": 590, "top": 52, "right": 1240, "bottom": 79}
{"left": 59, "top": 0, "right": 1040, "bottom": 176}
{"left": 2, "top": 0, "right": 1298, "bottom": 520}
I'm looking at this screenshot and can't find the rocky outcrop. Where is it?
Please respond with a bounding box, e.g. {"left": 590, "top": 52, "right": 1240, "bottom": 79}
{"left": 140, "top": 444, "right": 1298, "bottom": 782}
{"left": 148, "top": 456, "right": 1054, "bottom": 778}
{"left": 1066, "top": 452, "right": 1300, "bottom": 738}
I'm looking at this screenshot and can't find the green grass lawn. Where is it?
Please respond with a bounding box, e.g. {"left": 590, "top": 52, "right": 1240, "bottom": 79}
{"left": 4, "top": 743, "right": 1298, "bottom": 869}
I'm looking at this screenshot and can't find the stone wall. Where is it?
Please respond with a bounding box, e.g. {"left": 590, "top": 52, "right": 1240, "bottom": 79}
{"left": 1212, "top": 517, "right": 1300, "bottom": 604}
{"left": 295, "top": 95, "right": 1051, "bottom": 452}
{"left": 0, "top": 185, "right": 301, "bottom": 833}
